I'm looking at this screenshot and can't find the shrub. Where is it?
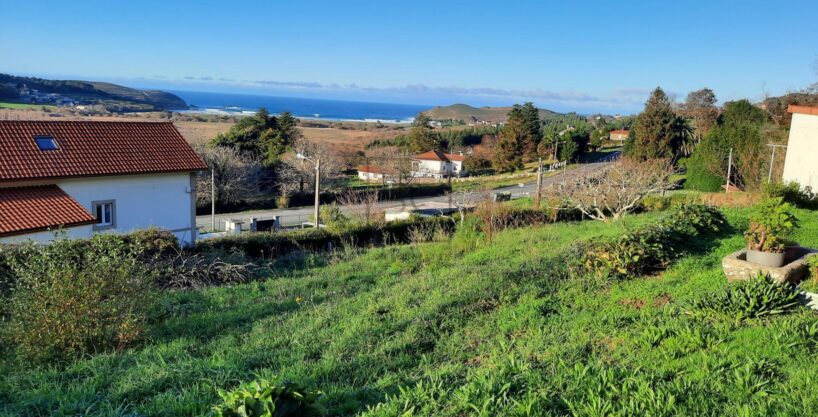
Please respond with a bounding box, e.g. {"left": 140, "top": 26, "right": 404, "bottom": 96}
{"left": 1, "top": 234, "right": 154, "bottom": 362}
{"left": 744, "top": 198, "right": 798, "bottom": 253}
{"left": 579, "top": 204, "right": 726, "bottom": 280}
{"left": 763, "top": 181, "right": 818, "bottom": 209}
{"left": 687, "top": 274, "right": 800, "bottom": 321}
{"left": 684, "top": 152, "right": 724, "bottom": 192}
{"left": 212, "top": 378, "right": 325, "bottom": 417}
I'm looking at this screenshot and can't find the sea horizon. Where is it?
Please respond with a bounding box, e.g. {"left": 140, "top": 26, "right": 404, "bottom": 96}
{"left": 169, "top": 89, "right": 431, "bottom": 123}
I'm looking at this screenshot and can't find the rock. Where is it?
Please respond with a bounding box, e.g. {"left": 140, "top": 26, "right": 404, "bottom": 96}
{"left": 722, "top": 247, "right": 817, "bottom": 284}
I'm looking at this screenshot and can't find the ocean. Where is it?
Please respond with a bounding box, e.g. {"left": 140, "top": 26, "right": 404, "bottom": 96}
{"left": 169, "top": 90, "right": 429, "bottom": 123}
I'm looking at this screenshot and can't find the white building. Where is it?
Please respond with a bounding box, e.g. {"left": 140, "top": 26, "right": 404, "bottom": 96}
{"left": 782, "top": 105, "right": 818, "bottom": 190}
{"left": 411, "top": 150, "right": 467, "bottom": 178}
{"left": 0, "top": 121, "right": 207, "bottom": 246}
{"left": 356, "top": 165, "right": 386, "bottom": 181}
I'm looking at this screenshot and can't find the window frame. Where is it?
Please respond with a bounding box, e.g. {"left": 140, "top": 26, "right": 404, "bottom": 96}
{"left": 34, "top": 135, "right": 60, "bottom": 151}
{"left": 91, "top": 200, "right": 116, "bottom": 231}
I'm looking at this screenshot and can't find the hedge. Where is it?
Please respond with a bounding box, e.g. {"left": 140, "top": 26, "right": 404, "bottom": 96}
{"left": 196, "top": 217, "right": 456, "bottom": 258}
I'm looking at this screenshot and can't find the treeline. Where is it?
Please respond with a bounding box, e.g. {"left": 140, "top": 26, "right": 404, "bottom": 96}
{"left": 621, "top": 86, "right": 794, "bottom": 192}
{"left": 366, "top": 125, "right": 498, "bottom": 151}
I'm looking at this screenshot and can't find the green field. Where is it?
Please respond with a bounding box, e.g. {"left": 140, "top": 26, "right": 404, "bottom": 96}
{"left": 0, "top": 101, "right": 58, "bottom": 110}
{"left": 2, "top": 205, "right": 818, "bottom": 416}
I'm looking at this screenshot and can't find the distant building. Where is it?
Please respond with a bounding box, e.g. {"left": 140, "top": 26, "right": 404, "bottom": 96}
{"left": 411, "top": 150, "right": 466, "bottom": 178}
{"left": 356, "top": 165, "right": 386, "bottom": 181}
{"left": 0, "top": 121, "right": 208, "bottom": 246}
{"left": 609, "top": 129, "right": 630, "bottom": 141}
{"left": 782, "top": 105, "right": 818, "bottom": 190}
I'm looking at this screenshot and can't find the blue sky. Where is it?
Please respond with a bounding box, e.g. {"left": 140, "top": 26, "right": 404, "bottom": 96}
{"left": 1, "top": 0, "right": 816, "bottom": 113}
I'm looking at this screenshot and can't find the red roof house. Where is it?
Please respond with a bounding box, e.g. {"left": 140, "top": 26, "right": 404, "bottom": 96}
{"left": 0, "top": 121, "right": 207, "bottom": 245}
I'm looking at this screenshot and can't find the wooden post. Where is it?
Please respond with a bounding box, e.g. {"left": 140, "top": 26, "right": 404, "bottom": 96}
{"left": 313, "top": 158, "right": 321, "bottom": 227}
{"left": 534, "top": 157, "right": 543, "bottom": 210}
{"left": 211, "top": 169, "right": 215, "bottom": 231}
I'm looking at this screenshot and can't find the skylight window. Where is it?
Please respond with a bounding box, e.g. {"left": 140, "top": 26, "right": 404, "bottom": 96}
{"left": 35, "top": 136, "right": 59, "bottom": 151}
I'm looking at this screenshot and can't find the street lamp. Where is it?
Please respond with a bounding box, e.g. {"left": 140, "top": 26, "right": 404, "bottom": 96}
{"left": 297, "top": 153, "right": 321, "bottom": 228}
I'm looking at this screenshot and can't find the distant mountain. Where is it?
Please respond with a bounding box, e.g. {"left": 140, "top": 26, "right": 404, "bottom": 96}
{"left": 0, "top": 73, "right": 187, "bottom": 111}
{"left": 425, "top": 103, "right": 558, "bottom": 123}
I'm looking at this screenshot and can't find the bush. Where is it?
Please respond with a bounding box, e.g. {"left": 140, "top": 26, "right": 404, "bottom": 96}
{"left": 212, "top": 378, "right": 325, "bottom": 417}
{"left": 1, "top": 234, "right": 155, "bottom": 362}
{"left": 579, "top": 204, "right": 726, "bottom": 280}
{"left": 684, "top": 153, "right": 724, "bottom": 192}
{"left": 197, "top": 217, "right": 456, "bottom": 259}
{"left": 763, "top": 181, "right": 818, "bottom": 209}
{"left": 687, "top": 273, "right": 800, "bottom": 321}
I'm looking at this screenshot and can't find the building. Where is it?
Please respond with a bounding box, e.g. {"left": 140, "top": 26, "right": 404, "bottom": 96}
{"left": 782, "top": 105, "right": 818, "bottom": 190}
{"left": 0, "top": 121, "right": 208, "bottom": 246}
{"left": 356, "top": 165, "right": 386, "bottom": 181}
{"left": 411, "top": 150, "right": 467, "bottom": 178}
{"left": 609, "top": 129, "right": 629, "bottom": 141}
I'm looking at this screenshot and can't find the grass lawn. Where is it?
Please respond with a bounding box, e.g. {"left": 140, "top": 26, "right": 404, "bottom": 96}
{"left": 2, "top": 207, "right": 818, "bottom": 416}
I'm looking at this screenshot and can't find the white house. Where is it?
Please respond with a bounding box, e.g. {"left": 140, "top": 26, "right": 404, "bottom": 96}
{"left": 356, "top": 165, "right": 386, "bottom": 181}
{"left": 411, "top": 150, "right": 467, "bottom": 178}
{"left": 782, "top": 105, "right": 818, "bottom": 190}
{"left": 0, "top": 120, "right": 208, "bottom": 246}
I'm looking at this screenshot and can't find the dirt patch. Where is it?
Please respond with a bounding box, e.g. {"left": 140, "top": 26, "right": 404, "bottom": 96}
{"left": 619, "top": 298, "right": 647, "bottom": 309}
{"left": 652, "top": 293, "right": 673, "bottom": 308}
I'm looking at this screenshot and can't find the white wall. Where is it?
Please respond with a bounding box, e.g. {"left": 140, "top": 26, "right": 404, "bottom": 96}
{"left": 0, "top": 224, "right": 94, "bottom": 245}
{"left": 412, "top": 159, "right": 447, "bottom": 177}
{"left": 1, "top": 172, "right": 197, "bottom": 246}
{"left": 783, "top": 113, "right": 818, "bottom": 190}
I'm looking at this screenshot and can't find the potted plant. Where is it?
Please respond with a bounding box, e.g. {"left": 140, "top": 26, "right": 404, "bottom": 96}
{"left": 744, "top": 197, "right": 799, "bottom": 267}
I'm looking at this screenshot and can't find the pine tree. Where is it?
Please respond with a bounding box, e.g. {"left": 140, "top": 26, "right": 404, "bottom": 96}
{"left": 520, "top": 102, "right": 542, "bottom": 159}
{"left": 492, "top": 106, "right": 525, "bottom": 172}
{"left": 627, "top": 87, "right": 686, "bottom": 161}
{"left": 408, "top": 112, "right": 437, "bottom": 152}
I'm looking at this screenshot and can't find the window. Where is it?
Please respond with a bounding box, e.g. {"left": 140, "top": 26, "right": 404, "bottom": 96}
{"left": 92, "top": 200, "right": 116, "bottom": 230}
{"left": 35, "top": 135, "right": 59, "bottom": 151}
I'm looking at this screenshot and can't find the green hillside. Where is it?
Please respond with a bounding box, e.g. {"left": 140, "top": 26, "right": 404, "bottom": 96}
{"left": 426, "top": 103, "right": 558, "bottom": 123}
{"left": 0, "top": 73, "right": 187, "bottom": 111}
{"left": 4, "top": 204, "right": 818, "bottom": 415}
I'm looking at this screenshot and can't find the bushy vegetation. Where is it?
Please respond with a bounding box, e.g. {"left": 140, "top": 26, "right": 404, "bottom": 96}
{"left": 687, "top": 273, "right": 800, "bottom": 321}
{"left": 212, "top": 378, "right": 325, "bottom": 417}
{"left": 744, "top": 197, "right": 799, "bottom": 253}
{"left": 763, "top": 181, "right": 818, "bottom": 210}
{"left": 579, "top": 204, "right": 727, "bottom": 280}
{"left": 196, "top": 217, "right": 456, "bottom": 258}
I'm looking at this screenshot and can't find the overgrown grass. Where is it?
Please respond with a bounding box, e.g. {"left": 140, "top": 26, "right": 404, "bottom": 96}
{"left": 2, "top": 207, "right": 818, "bottom": 416}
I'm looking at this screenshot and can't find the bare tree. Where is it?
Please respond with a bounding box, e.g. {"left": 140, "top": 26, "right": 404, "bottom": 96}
{"left": 337, "top": 188, "right": 382, "bottom": 225}
{"left": 368, "top": 146, "right": 414, "bottom": 185}
{"left": 195, "top": 145, "right": 264, "bottom": 206}
{"left": 276, "top": 137, "right": 344, "bottom": 204}
{"left": 546, "top": 158, "right": 678, "bottom": 221}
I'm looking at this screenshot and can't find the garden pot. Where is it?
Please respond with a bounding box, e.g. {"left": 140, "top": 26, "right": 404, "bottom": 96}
{"left": 746, "top": 249, "right": 786, "bottom": 268}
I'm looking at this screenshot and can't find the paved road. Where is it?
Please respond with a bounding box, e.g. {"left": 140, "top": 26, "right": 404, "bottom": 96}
{"left": 197, "top": 155, "right": 617, "bottom": 231}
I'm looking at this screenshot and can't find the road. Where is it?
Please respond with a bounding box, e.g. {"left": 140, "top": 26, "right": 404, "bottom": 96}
{"left": 197, "top": 156, "right": 617, "bottom": 231}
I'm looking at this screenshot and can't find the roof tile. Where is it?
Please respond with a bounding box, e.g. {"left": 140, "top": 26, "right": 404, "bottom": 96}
{"left": 0, "top": 185, "right": 96, "bottom": 237}
{"left": 0, "top": 121, "right": 208, "bottom": 181}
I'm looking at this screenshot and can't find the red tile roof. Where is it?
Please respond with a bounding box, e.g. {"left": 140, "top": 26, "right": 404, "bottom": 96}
{"left": 357, "top": 165, "right": 386, "bottom": 174}
{"left": 0, "top": 121, "right": 208, "bottom": 181}
{"left": 789, "top": 105, "right": 818, "bottom": 116}
{"left": 413, "top": 150, "right": 450, "bottom": 161}
{"left": 0, "top": 185, "right": 96, "bottom": 237}
{"left": 610, "top": 129, "right": 629, "bottom": 135}
{"left": 445, "top": 153, "right": 465, "bottom": 162}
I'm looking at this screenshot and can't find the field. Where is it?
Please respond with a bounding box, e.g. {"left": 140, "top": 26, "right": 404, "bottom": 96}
{"left": 3, "top": 205, "right": 818, "bottom": 416}
{"left": 0, "top": 102, "right": 58, "bottom": 110}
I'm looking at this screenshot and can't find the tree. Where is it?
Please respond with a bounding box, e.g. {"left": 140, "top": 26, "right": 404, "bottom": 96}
{"left": 211, "top": 108, "right": 301, "bottom": 165}
{"left": 408, "top": 112, "right": 437, "bottom": 152}
{"left": 679, "top": 88, "right": 719, "bottom": 140}
{"left": 276, "top": 137, "right": 344, "bottom": 203}
{"left": 492, "top": 106, "right": 526, "bottom": 172}
{"left": 686, "top": 99, "right": 784, "bottom": 191}
{"left": 520, "top": 102, "right": 542, "bottom": 159}
{"left": 546, "top": 158, "right": 677, "bottom": 221}
{"left": 626, "top": 87, "right": 688, "bottom": 161}
{"left": 194, "top": 145, "right": 264, "bottom": 207}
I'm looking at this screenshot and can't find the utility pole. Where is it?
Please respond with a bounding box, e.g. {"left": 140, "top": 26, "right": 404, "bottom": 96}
{"left": 313, "top": 158, "right": 320, "bottom": 227}
{"left": 211, "top": 168, "right": 215, "bottom": 231}
{"left": 726, "top": 148, "right": 733, "bottom": 193}
{"left": 534, "top": 157, "right": 543, "bottom": 210}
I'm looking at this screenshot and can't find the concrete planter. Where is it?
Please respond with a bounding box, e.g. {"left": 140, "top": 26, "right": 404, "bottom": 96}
{"left": 746, "top": 249, "right": 786, "bottom": 268}
{"left": 723, "top": 247, "right": 817, "bottom": 283}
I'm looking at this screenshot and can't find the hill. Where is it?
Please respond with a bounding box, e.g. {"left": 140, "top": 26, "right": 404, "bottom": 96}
{"left": 425, "top": 103, "right": 558, "bottom": 123}
{"left": 0, "top": 73, "right": 187, "bottom": 111}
